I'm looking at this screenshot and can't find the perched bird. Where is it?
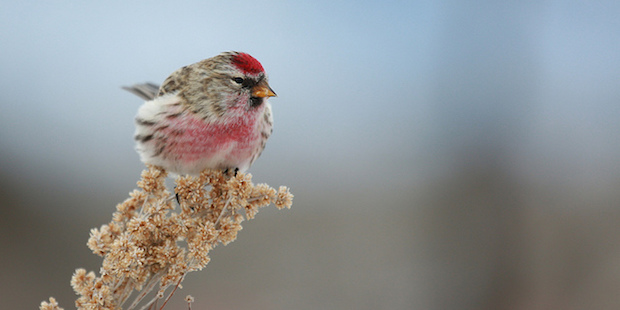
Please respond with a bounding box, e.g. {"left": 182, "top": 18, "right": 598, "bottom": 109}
{"left": 124, "top": 51, "right": 276, "bottom": 175}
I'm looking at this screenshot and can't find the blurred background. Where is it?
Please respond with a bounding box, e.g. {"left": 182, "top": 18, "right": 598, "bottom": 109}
{"left": 1, "top": 1, "right": 620, "bottom": 309}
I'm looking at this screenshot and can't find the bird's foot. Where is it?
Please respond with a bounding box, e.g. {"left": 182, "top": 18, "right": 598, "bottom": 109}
{"left": 223, "top": 167, "right": 240, "bottom": 177}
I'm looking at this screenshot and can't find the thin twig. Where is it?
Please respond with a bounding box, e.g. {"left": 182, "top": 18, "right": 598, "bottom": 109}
{"left": 127, "top": 270, "right": 166, "bottom": 310}
{"left": 138, "top": 294, "right": 159, "bottom": 310}
{"left": 117, "top": 278, "right": 135, "bottom": 308}
{"left": 159, "top": 275, "right": 184, "bottom": 310}
{"left": 214, "top": 196, "right": 232, "bottom": 228}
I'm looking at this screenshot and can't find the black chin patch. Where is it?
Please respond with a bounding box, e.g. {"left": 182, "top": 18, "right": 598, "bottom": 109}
{"left": 250, "top": 97, "right": 263, "bottom": 108}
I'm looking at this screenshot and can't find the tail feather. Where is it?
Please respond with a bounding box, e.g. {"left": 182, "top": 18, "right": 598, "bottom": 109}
{"left": 122, "top": 82, "right": 160, "bottom": 101}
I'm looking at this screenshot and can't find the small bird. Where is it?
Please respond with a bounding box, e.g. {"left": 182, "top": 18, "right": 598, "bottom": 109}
{"left": 124, "top": 51, "right": 276, "bottom": 175}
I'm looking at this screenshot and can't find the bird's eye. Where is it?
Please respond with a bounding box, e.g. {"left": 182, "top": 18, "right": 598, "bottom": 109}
{"left": 232, "top": 77, "right": 244, "bottom": 84}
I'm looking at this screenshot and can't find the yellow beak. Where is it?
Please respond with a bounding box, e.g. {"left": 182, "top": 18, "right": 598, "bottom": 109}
{"left": 252, "top": 82, "right": 277, "bottom": 98}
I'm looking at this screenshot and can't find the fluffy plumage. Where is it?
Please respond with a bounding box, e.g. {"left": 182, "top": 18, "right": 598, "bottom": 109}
{"left": 128, "top": 51, "right": 276, "bottom": 175}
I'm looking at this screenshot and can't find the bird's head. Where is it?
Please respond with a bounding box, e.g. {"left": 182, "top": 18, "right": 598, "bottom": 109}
{"left": 156, "top": 52, "right": 275, "bottom": 119}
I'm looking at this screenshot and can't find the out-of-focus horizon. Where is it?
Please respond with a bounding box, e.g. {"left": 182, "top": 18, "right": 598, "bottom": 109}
{"left": 2, "top": 1, "right": 620, "bottom": 309}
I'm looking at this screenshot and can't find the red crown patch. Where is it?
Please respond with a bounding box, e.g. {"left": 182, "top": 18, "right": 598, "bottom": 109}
{"left": 231, "top": 53, "right": 265, "bottom": 75}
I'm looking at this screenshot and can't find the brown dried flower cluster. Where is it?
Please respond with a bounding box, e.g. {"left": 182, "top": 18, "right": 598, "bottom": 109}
{"left": 40, "top": 166, "right": 292, "bottom": 310}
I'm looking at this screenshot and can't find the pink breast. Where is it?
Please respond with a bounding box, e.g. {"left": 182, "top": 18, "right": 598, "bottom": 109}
{"left": 163, "top": 111, "right": 259, "bottom": 163}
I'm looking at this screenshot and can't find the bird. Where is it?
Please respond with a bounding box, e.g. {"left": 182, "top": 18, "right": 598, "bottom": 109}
{"left": 123, "top": 51, "right": 276, "bottom": 175}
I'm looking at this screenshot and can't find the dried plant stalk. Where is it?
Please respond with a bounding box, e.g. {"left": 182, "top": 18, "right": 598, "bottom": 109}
{"left": 40, "top": 166, "right": 292, "bottom": 310}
